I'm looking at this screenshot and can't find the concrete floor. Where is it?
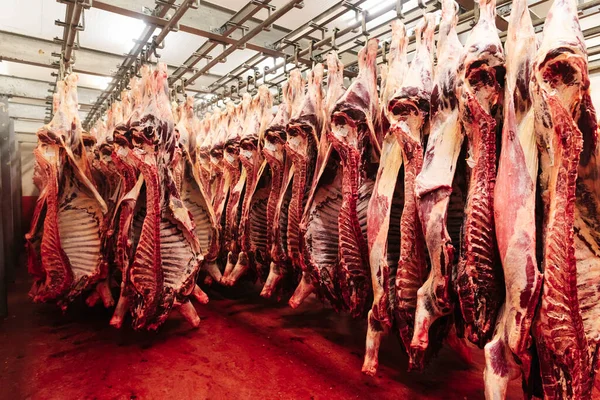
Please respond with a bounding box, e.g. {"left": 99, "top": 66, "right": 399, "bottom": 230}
{"left": 0, "top": 274, "right": 525, "bottom": 400}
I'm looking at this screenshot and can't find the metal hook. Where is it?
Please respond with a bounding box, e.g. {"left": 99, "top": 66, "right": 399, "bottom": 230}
{"left": 396, "top": 0, "right": 404, "bottom": 19}
{"left": 361, "top": 10, "right": 369, "bottom": 38}
{"left": 417, "top": 0, "right": 426, "bottom": 15}
{"left": 294, "top": 44, "right": 300, "bottom": 69}
{"left": 382, "top": 41, "right": 389, "bottom": 64}
{"left": 331, "top": 27, "right": 339, "bottom": 51}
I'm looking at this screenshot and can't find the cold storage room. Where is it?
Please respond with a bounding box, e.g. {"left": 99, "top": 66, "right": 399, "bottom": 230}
{"left": 1, "top": 0, "right": 600, "bottom": 398}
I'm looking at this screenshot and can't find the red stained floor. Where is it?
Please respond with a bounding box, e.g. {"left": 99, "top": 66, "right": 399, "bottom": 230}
{"left": 1, "top": 273, "right": 525, "bottom": 400}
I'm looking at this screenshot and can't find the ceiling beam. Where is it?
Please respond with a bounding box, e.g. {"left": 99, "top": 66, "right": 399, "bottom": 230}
{"left": 93, "top": 0, "right": 309, "bottom": 53}
{"left": 0, "top": 75, "right": 101, "bottom": 105}
{"left": 0, "top": 30, "right": 220, "bottom": 90}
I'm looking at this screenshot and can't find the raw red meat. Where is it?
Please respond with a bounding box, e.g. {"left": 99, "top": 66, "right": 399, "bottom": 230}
{"left": 531, "top": 0, "right": 599, "bottom": 397}
{"left": 286, "top": 63, "right": 325, "bottom": 308}
{"left": 228, "top": 86, "right": 274, "bottom": 285}
{"left": 26, "top": 75, "right": 109, "bottom": 309}
{"left": 455, "top": 0, "right": 505, "bottom": 347}
{"left": 261, "top": 70, "right": 305, "bottom": 299}
{"left": 363, "top": 20, "right": 408, "bottom": 376}
{"left": 388, "top": 14, "right": 436, "bottom": 370}
{"left": 484, "top": 0, "right": 542, "bottom": 396}
{"left": 412, "top": 0, "right": 465, "bottom": 370}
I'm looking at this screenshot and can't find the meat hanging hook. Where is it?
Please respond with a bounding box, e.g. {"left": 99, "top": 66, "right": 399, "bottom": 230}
{"left": 308, "top": 40, "right": 316, "bottom": 68}
{"left": 294, "top": 44, "right": 300, "bottom": 69}
{"left": 417, "top": 0, "right": 426, "bottom": 15}
{"left": 396, "top": 0, "right": 404, "bottom": 18}
{"left": 361, "top": 10, "right": 369, "bottom": 38}
{"left": 382, "top": 41, "right": 389, "bottom": 64}
{"left": 331, "top": 27, "right": 339, "bottom": 51}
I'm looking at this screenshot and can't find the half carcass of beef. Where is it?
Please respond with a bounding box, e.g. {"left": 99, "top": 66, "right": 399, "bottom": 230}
{"left": 386, "top": 14, "right": 437, "bottom": 370}
{"left": 455, "top": 0, "right": 505, "bottom": 347}
{"left": 286, "top": 64, "right": 325, "bottom": 308}
{"left": 531, "top": 0, "right": 599, "bottom": 397}
{"left": 228, "top": 86, "right": 274, "bottom": 285}
{"left": 111, "top": 64, "right": 203, "bottom": 330}
{"left": 484, "top": 0, "right": 543, "bottom": 396}
{"left": 327, "top": 38, "right": 381, "bottom": 317}
{"left": 301, "top": 51, "right": 347, "bottom": 311}
{"left": 222, "top": 98, "right": 252, "bottom": 280}
{"left": 26, "top": 74, "right": 110, "bottom": 309}
{"left": 174, "top": 96, "right": 218, "bottom": 298}
{"left": 363, "top": 20, "right": 408, "bottom": 376}
{"left": 411, "top": 0, "right": 467, "bottom": 373}
{"left": 261, "top": 70, "right": 305, "bottom": 299}
{"left": 110, "top": 74, "right": 150, "bottom": 328}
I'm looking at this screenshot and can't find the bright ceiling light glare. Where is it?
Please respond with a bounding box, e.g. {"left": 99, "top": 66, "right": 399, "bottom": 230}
{"left": 87, "top": 75, "right": 113, "bottom": 90}
{"left": 109, "top": 18, "right": 147, "bottom": 54}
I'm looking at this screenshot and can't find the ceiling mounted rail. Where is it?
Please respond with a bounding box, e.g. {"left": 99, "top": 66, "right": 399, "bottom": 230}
{"left": 46, "top": 0, "right": 92, "bottom": 121}
{"left": 199, "top": 0, "right": 600, "bottom": 112}
{"left": 201, "top": 0, "right": 369, "bottom": 100}
{"left": 84, "top": 0, "right": 197, "bottom": 129}
{"left": 168, "top": 0, "right": 277, "bottom": 85}
{"left": 182, "top": 0, "right": 306, "bottom": 88}
{"left": 200, "top": 0, "right": 401, "bottom": 108}
{"left": 90, "top": 1, "right": 308, "bottom": 67}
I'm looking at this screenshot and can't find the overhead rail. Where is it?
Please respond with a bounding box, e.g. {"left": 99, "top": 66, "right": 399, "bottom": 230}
{"left": 46, "top": 0, "right": 92, "bottom": 122}
{"left": 199, "top": 0, "right": 600, "bottom": 112}
{"left": 84, "top": 0, "right": 198, "bottom": 129}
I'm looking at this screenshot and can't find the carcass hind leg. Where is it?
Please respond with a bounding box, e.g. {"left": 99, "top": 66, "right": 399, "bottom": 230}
{"left": 362, "top": 310, "right": 387, "bottom": 376}
{"left": 86, "top": 291, "right": 101, "bottom": 307}
{"left": 110, "top": 283, "right": 129, "bottom": 329}
{"left": 177, "top": 300, "right": 201, "bottom": 328}
{"left": 192, "top": 285, "right": 209, "bottom": 304}
{"left": 222, "top": 251, "right": 237, "bottom": 282}
{"left": 203, "top": 261, "right": 223, "bottom": 284}
{"left": 224, "top": 252, "right": 250, "bottom": 286}
{"left": 289, "top": 271, "right": 315, "bottom": 309}
{"left": 261, "top": 261, "right": 283, "bottom": 299}
{"left": 96, "top": 279, "right": 115, "bottom": 308}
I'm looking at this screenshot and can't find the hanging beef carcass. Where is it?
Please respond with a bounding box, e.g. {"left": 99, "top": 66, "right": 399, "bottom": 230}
{"left": 483, "top": 0, "right": 543, "bottom": 396}
{"left": 300, "top": 50, "right": 347, "bottom": 311}
{"left": 411, "top": 0, "right": 468, "bottom": 372}
{"left": 261, "top": 70, "right": 305, "bottom": 299}
{"left": 26, "top": 74, "right": 110, "bottom": 309}
{"left": 286, "top": 64, "right": 326, "bottom": 308}
{"left": 227, "top": 85, "right": 274, "bottom": 285}
{"left": 324, "top": 38, "right": 381, "bottom": 317}
{"left": 531, "top": 0, "right": 599, "bottom": 397}
{"left": 388, "top": 15, "right": 437, "bottom": 370}
{"left": 86, "top": 100, "right": 126, "bottom": 307}
{"left": 455, "top": 0, "right": 505, "bottom": 347}
{"left": 173, "top": 96, "right": 218, "bottom": 302}
{"left": 110, "top": 64, "right": 203, "bottom": 330}
{"left": 222, "top": 97, "right": 251, "bottom": 280}
{"left": 111, "top": 75, "right": 150, "bottom": 328}
{"left": 363, "top": 19, "right": 408, "bottom": 376}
